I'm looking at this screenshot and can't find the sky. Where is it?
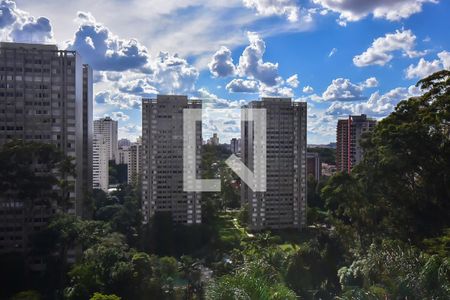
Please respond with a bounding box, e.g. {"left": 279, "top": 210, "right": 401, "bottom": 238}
{"left": 1, "top": 0, "right": 449, "bottom": 144}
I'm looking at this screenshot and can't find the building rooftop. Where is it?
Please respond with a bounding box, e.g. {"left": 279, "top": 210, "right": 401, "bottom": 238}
{"left": 0, "top": 42, "right": 58, "bottom": 51}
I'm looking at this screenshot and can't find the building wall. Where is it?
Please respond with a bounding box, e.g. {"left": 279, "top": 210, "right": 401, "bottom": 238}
{"left": 93, "top": 134, "right": 109, "bottom": 192}
{"left": 241, "top": 98, "right": 307, "bottom": 230}
{"left": 128, "top": 142, "right": 141, "bottom": 186}
{"left": 141, "top": 95, "right": 202, "bottom": 224}
{"left": 0, "top": 42, "right": 92, "bottom": 256}
{"left": 336, "top": 115, "right": 376, "bottom": 173}
{"left": 307, "top": 152, "right": 321, "bottom": 182}
{"left": 94, "top": 117, "right": 118, "bottom": 161}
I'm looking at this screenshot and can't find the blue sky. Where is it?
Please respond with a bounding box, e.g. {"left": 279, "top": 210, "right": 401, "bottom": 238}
{"left": 2, "top": 0, "right": 450, "bottom": 144}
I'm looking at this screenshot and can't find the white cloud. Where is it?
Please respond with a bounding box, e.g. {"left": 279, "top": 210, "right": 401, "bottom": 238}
{"left": 328, "top": 47, "right": 337, "bottom": 57}
{"left": 437, "top": 51, "right": 450, "bottom": 70}
{"left": 405, "top": 58, "right": 442, "bottom": 79}
{"left": 313, "top": 0, "right": 438, "bottom": 25}
{"left": 326, "top": 85, "right": 422, "bottom": 117}
{"left": 303, "top": 85, "right": 314, "bottom": 93}
{"left": 237, "top": 32, "right": 281, "bottom": 86}
{"left": 353, "top": 29, "right": 425, "bottom": 67}
{"left": 66, "top": 11, "right": 149, "bottom": 71}
{"left": 259, "top": 83, "right": 293, "bottom": 97}
{"left": 405, "top": 50, "right": 449, "bottom": 79}
{"left": 363, "top": 77, "right": 379, "bottom": 88}
{"left": 243, "top": 0, "right": 300, "bottom": 22}
{"left": 286, "top": 74, "right": 299, "bottom": 88}
{"left": 110, "top": 111, "right": 130, "bottom": 121}
{"left": 321, "top": 77, "right": 373, "bottom": 102}
{"left": 0, "top": 0, "right": 54, "bottom": 43}
{"left": 94, "top": 90, "right": 140, "bottom": 110}
{"left": 226, "top": 79, "right": 259, "bottom": 93}
{"left": 208, "top": 46, "right": 236, "bottom": 77}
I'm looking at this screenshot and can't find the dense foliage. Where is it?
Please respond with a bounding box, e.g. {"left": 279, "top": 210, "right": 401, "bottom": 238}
{"left": 0, "top": 71, "right": 449, "bottom": 299}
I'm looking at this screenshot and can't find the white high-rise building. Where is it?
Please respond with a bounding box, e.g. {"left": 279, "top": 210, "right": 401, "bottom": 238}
{"left": 116, "top": 146, "right": 130, "bottom": 165}
{"left": 0, "top": 42, "right": 93, "bottom": 257}
{"left": 141, "top": 95, "right": 202, "bottom": 224}
{"left": 93, "top": 134, "right": 109, "bottom": 192}
{"left": 94, "top": 117, "right": 118, "bottom": 161}
{"left": 241, "top": 98, "right": 307, "bottom": 230}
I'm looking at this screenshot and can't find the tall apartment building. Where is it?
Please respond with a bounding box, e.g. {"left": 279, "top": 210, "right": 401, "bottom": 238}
{"left": 306, "top": 152, "right": 321, "bottom": 182}
{"left": 207, "top": 133, "right": 219, "bottom": 145}
{"left": 116, "top": 145, "right": 130, "bottom": 164}
{"left": 93, "top": 134, "right": 109, "bottom": 192}
{"left": 336, "top": 114, "right": 377, "bottom": 173}
{"left": 128, "top": 142, "right": 141, "bottom": 186}
{"left": 241, "top": 98, "right": 307, "bottom": 230}
{"left": 141, "top": 95, "right": 202, "bottom": 224}
{"left": 0, "top": 42, "right": 92, "bottom": 255}
{"left": 230, "top": 137, "right": 240, "bottom": 154}
{"left": 94, "top": 116, "right": 118, "bottom": 161}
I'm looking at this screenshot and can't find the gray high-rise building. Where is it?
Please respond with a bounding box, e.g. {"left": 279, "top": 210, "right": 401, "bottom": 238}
{"left": 94, "top": 116, "right": 118, "bottom": 161}
{"left": 0, "top": 42, "right": 93, "bottom": 256}
{"left": 141, "top": 95, "right": 202, "bottom": 224}
{"left": 241, "top": 98, "right": 307, "bottom": 230}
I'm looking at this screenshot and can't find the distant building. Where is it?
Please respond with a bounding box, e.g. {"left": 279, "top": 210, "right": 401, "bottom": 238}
{"left": 93, "top": 134, "right": 109, "bottom": 192}
{"left": 307, "top": 152, "right": 321, "bottom": 181}
{"left": 116, "top": 146, "right": 130, "bottom": 165}
{"left": 321, "top": 163, "right": 337, "bottom": 177}
{"left": 141, "top": 95, "right": 202, "bottom": 224}
{"left": 127, "top": 142, "right": 141, "bottom": 186}
{"left": 0, "top": 42, "right": 92, "bottom": 260}
{"left": 118, "top": 138, "right": 131, "bottom": 148}
{"left": 208, "top": 133, "right": 219, "bottom": 145}
{"left": 230, "top": 138, "right": 240, "bottom": 154}
{"left": 336, "top": 114, "right": 376, "bottom": 173}
{"left": 94, "top": 117, "right": 118, "bottom": 161}
{"left": 241, "top": 98, "right": 307, "bottom": 230}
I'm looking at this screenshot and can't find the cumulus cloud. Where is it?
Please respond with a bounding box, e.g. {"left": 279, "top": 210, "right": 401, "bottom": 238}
{"left": 438, "top": 51, "right": 450, "bottom": 69}
{"left": 286, "top": 74, "right": 299, "bottom": 88}
{"left": 142, "top": 52, "right": 199, "bottom": 94}
{"left": 363, "top": 77, "right": 379, "bottom": 88}
{"left": 66, "top": 11, "right": 149, "bottom": 71}
{"left": 237, "top": 32, "right": 281, "bottom": 86}
{"left": 259, "top": 83, "right": 293, "bottom": 97}
{"left": 0, "top": 0, "right": 53, "bottom": 43}
{"left": 326, "top": 85, "right": 422, "bottom": 117}
{"left": 303, "top": 85, "right": 314, "bottom": 93}
{"left": 243, "top": 0, "right": 301, "bottom": 22}
{"left": 110, "top": 111, "right": 130, "bottom": 121}
{"left": 405, "top": 51, "right": 449, "bottom": 79}
{"left": 353, "top": 29, "right": 425, "bottom": 67}
{"left": 226, "top": 79, "right": 259, "bottom": 93}
{"left": 95, "top": 90, "right": 140, "bottom": 110}
{"left": 208, "top": 46, "right": 236, "bottom": 77}
{"left": 313, "top": 0, "right": 438, "bottom": 25}
{"left": 321, "top": 77, "right": 376, "bottom": 102}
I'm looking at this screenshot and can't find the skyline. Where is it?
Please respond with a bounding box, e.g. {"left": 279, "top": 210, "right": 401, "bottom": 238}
{"left": 2, "top": 0, "right": 449, "bottom": 143}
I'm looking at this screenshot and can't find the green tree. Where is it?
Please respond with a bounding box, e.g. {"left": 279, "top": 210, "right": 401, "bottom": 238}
{"left": 206, "top": 259, "right": 296, "bottom": 300}
{"left": 90, "top": 292, "right": 121, "bottom": 300}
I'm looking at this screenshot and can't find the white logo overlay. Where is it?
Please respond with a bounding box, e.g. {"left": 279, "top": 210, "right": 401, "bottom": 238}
{"left": 183, "top": 108, "right": 266, "bottom": 192}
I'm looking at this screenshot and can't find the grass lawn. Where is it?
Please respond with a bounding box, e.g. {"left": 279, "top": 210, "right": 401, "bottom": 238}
{"left": 215, "top": 211, "right": 247, "bottom": 249}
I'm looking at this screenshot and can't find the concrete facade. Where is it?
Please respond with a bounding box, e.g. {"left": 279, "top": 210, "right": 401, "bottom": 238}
{"left": 141, "top": 95, "right": 202, "bottom": 224}
{"left": 336, "top": 114, "right": 376, "bottom": 173}
{"left": 241, "top": 98, "right": 307, "bottom": 230}
{"left": 0, "top": 42, "right": 92, "bottom": 256}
